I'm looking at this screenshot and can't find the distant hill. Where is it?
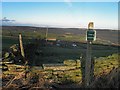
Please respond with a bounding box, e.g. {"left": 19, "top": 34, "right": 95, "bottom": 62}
{"left": 2, "top": 26, "right": 119, "bottom": 45}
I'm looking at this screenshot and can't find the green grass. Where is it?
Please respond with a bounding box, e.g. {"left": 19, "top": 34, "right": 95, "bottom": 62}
{"left": 2, "top": 29, "right": 119, "bottom": 69}
{"left": 25, "top": 44, "right": 118, "bottom": 65}
{"left": 2, "top": 36, "right": 19, "bottom": 49}
{"left": 2, "top": 52, "right": 119, "bottom": 85}
{"left": 58, "top": 35, "right": 85, "bottom": 42}
{"left": 2, "top": 36, "right": 34, "bottom": 49}
{"left": 42, "top": 53, "right": 119, "bottom": 84}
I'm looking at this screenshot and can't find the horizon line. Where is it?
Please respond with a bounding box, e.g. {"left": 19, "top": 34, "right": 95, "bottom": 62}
{"left": 1, "top": 25, "right": 119, "bottom": 30}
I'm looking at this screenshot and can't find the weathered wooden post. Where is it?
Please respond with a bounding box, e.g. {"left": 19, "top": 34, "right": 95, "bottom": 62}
{"left": 80, "top": 53, "right": 86, "bottom": 86}
{"left": 91, "top": 57, "right": 95, "bottom": 82}
{"left": 19, "top": 33, "right": 28, "bottom": 79}
{"left": 19, "top": 33, "right": 25, "bottom": 58}
{"left": 85, "top": 22, "right": 96, "bottom": 87}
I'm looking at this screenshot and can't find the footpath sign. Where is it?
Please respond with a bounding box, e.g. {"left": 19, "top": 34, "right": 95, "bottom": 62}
{"left": 86, "top": 29, "right": 96, "bottom": 41}
{"left": 86, "top": 22, "right": 96, "bottom": 41}
{"left": 85, "top": 22, "right": 96, "bottom": 87}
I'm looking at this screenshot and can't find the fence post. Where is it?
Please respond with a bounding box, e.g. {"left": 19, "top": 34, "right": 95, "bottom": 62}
{"left": 19, "top": 33, "right": 25, "bottom": 58}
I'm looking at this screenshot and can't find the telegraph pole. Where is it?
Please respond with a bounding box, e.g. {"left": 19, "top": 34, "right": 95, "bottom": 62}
{"left": 85, "top": 22, "right": 96, "bottom": 87}
{"left": 45, "top": 26, "right": 48, "bottom": 42}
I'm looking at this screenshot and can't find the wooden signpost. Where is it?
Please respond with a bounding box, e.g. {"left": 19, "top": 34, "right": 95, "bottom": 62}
{"left": 85, "top": 22, "right": 96, "bottom": 87}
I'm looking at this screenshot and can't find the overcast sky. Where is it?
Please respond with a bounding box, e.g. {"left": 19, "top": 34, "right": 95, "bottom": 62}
{"left": 1, "top": 1, "right": 119, "bottom": 29}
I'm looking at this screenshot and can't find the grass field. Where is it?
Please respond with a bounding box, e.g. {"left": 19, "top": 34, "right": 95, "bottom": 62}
{"left": 2, "top": 26, "right": 119, "bottom": 49}
{"left": 25, "top": 45, "right": 118, "bottom": 66}
{"left": 1, "top": 26, "right": 120, "bottom": 89}
{"left": 2, "top": 26, "right": 119, "bottom": 66}
{"left": 2, "top": 36, "right": 34, "bottom": 49}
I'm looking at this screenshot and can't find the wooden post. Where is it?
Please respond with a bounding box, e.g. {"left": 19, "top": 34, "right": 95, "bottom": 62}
{"left": 85, "top": 22, "right": 94, "bottom": 87}
{"left": 19, "top": 33, "right": 25, "bottom": 58}
{"left": 85, "top": 41, "right": 92, "bottom": 87}
{"left": 19, "top": 34, "right": 28, "bottom": 79}
{"left": 90, "top": 57, "right": 95, "bottom": 82}
{"left": 80, "top": 53, "right": 86, "bottom": 86}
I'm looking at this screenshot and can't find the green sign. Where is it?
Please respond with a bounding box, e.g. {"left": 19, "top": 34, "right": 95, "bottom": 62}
{"left": 86, "top": 29, "right": 96, "bottom": 41}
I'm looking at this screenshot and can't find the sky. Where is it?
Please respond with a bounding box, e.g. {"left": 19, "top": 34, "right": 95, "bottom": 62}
{"left": 1, "top": 0, "right": 120, "bottom": 2}
{"left": 1, "top": 1, "right": 118, "bottom": 29}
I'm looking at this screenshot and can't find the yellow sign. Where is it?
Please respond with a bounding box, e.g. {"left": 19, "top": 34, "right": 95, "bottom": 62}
{"left": 88, "top": 22, "right": 94, "bottom": 29}
{"left": 86, "top": 22, "right": 96, "bottom": 41}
